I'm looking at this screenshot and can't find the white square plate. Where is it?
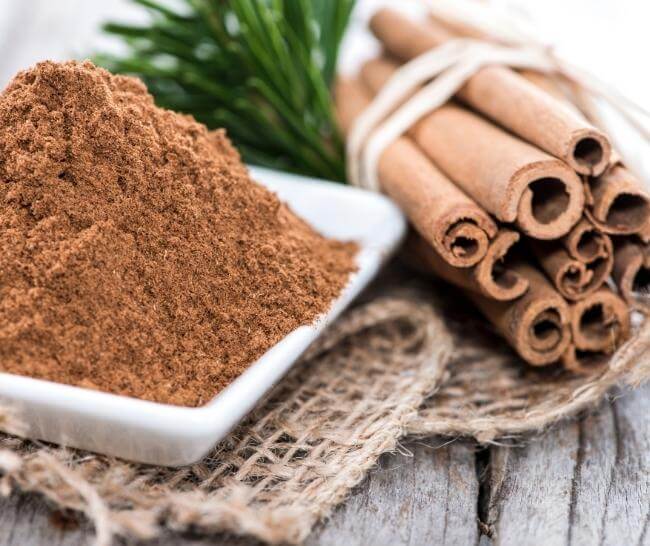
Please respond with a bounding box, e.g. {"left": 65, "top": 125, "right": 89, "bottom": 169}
{"left": 0, "top": 166, "right": 406, "bottom": 466}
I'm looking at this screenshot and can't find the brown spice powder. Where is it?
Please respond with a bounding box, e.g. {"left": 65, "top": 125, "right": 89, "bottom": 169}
{"left": 0, "top": 61, "right": 357, "bottom": 407}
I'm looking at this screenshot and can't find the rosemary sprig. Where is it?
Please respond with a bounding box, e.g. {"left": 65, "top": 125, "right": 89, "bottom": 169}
{"left": 98, "top": 0, "right": 355, "bottom": 180}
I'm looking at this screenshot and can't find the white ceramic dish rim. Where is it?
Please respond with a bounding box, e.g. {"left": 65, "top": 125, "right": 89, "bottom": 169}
{"left": 0, "top": 166, "right": 406, "bottom": 466}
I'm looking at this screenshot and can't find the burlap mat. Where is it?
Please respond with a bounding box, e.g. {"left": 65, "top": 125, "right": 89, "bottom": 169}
{"left": 1, "top": 279, "right": 650, "bottom": 545}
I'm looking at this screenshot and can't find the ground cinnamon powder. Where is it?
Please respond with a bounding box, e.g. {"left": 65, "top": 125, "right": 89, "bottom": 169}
{"left": 0, "top": 61, "right": 357, "bottom": 407}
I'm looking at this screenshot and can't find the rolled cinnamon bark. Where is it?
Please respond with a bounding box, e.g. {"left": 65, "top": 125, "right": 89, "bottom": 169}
{"left": 530, "top": 218, "right": 613, "bottom": 301}
{"left": 562, "top": 288, "right": 631, "bottom": 373}
{"left": 425, "top": 14, "right": 649, "bottom": 237}
{"left": 406, "top": 229, "right": 528, "bottom": 301}
{"left": 561, "top": 218, "right": 612, "bottom": 264}
{"left": 530, "top": 238, "right": 612, "bottom": 301}
{"left": 360, "top": 58, "right": 584, "bottom": 239}
{"left": 465, "top": 262, "right": 571, "bottom": 366}
{"left": 584, "top": 165, "right": 650, "bottom": 235}
{"left": 519, "top": 72, "right": 650, "bottom": 235}
{"left": 612, "top": 238, "right": 650, "bottom": 306}
{"left": 369, "top": 8, "right": 611, "bottom": 176}
{"left": 334, "top": 77, "right": 496, "bottom": 267}
{"left": 569, "top": 288, "right": 631, "bottom": 351}
{"left": 562, "top": 346, "right": 609, "bottom": 374}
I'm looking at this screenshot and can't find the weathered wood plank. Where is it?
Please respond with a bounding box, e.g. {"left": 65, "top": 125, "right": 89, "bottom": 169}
{"left": 482, "top": 420, "right": 580, "bottom": 545}
{"left": 594, "top": 385, "right": 650, "bottom": 546}
{"left": 1, "top": 384, "right": 649, "bottom": 546}
{"left": 0, "top": 438, "right": 479, "bottom": 546}
{"left": 482, "top": 382, "right": 650, "bottom": 546}
{"left": 309, "top": 439, "right": 480, "bottom": 546}
{"left": 0, "top": 491, "right": 263, "bottom": 546}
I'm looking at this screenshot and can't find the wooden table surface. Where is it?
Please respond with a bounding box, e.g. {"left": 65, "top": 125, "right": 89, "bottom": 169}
{"left": 1, "top": 382, "right": 648, "bottom": 546}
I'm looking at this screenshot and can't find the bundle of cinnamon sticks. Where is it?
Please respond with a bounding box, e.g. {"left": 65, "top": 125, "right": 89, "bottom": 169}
{"left": 336, "top": 8, "right": 650, "bottom": 373}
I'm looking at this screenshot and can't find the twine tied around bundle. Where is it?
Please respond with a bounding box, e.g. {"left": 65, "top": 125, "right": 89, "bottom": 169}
{"left": 346, "top": 0, "right": 650, "bottom": 192}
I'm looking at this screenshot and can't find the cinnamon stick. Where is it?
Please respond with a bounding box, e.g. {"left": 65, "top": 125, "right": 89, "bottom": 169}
{"left": 519, "top": 70, "right": 572, "bottom": 103}
{"left": 406, "top": 229, "right": 528, "bottom": 301}
{"left": 530, "top": 241, "right": 612, "bottom": 302}
{"left": 562, "top": 288, "right": 631, "bottom": 373}
{"left": 465, "top": 263, "right": 571, "bottom": 366}
{"left": 334, "top": 77, "right": 496, "bottom": 267}
{"left": 562, "top": 346, "right": 609, "bottom": 374}
{"left": 561, "top": 218, "right": 612, "bottom": 263}
{"left": 360, "top": 58, "right": 584, "bottom": 240}
{"left": 518, "top": 72, "right": 650, "bottom": 235}
{"left": 369, "top": 8, "right": 612, "bottom": 176}
{"left": 530, "top": 219, "right": 613, "bottom": 301}
{"left": 612, "top": 238, "right": 650, "bottom": 306}
{"left": 584, "top": 165, "right": 650, "bottom": 235}
{"left": 569, "top": 288, "right": 631, "bottom": 351}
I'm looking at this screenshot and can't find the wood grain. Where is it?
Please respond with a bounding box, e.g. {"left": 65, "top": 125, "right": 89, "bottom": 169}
{"left": 0, "top": 439, "right": 479, "bottom": 546}
{"left": 482, "top": 385, "right": 650, "bottom": 546}
{"left": 1, "top": 386, "right": 648, "bottom": 545}
{"left": 308, "top": 439, "right": 480, "bottom": 546}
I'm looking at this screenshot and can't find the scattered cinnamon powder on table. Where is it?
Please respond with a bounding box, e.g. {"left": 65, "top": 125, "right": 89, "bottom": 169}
{"left": 0, "top": 60, "right": 357, "bottom": 407}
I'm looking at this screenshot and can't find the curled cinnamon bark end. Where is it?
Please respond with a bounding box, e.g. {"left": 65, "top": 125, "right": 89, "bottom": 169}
{"left": 531, "top": 224, "right": 613, "bottom": 301}
{"left": 517, "top": 72, "right": 611, "bottom": 176}
{"left": 474, "top": 230, "right": 528, "bottom": 300}
{"left": 562, "top": 346, "right": 610, "bottom": 375}
{"left": 377, "top": 139, "right": 498, "bottom": 268}
{"left": 405, "top": 229, "right": 526, "bottom": 301}
{"left": 570, "top": 289, "right": 631, "bottom": 351}
{"left": 555, "top": 257, "right": 611, "bottom": 301}
{"left": 562, "top": 289, "right": 631, "bottom": 374}
{"left": 613, "top": 239, "right": 650, "bottom": 307}
{"left": 561, "top": 218, "right": 611, "bottom": 263}
{"left": 359, "top": 57, "right": 585, "bottom": 240}
{"left": 515, "top": 298, "right": 569, "bottom": 365}
{"left": 467, "top": 263, "right": 571, "bottom": 366}
{"left": 334, "top": 77, "right": 498, "bottom": 268}
{"left": 585, "top": 166, "right": 650, "bottom": 235}
{"left": 515, "top": 167, "right": 585, "bottom": 240}
{"left": 369, "top": 8, "right": 612, "bottom": 177}
{"left": 567, "top": 131, "right": 611, "bottom": 177}
{"left": 442, "top": 217, "right": 491, "bottom": 267}
{"left": 528, "top": 309, "right": 565, "bottom": 353}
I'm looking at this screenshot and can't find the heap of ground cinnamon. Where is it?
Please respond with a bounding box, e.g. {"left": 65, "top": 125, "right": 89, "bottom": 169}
{"left": 0, "top": 61, "right": 356, "bottom": 407}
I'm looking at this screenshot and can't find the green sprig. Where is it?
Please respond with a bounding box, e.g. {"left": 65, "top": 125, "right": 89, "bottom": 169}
{"left": 98, "top": 0, "right": 355, "bottom": 180}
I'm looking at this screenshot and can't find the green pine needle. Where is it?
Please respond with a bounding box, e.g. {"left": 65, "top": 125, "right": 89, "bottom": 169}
{"left": 98, "top": 0, "right": 355, "bottom": 181}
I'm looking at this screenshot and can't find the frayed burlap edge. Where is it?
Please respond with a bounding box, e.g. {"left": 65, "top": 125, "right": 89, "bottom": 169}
{"left": 408, "top": 307, "right": 650, "bottom": 442}
{"left": 0, "top": 285, "right": 649, "bottom": 545}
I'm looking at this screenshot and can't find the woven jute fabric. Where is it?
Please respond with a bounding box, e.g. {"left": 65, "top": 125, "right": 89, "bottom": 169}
{"left": 1, "top": 281, "right": 649, "bottom": 545}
